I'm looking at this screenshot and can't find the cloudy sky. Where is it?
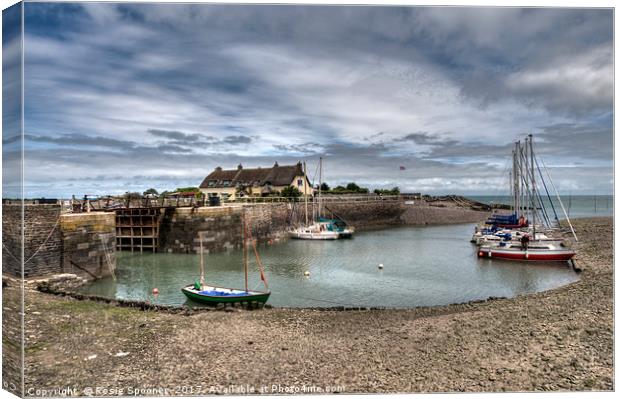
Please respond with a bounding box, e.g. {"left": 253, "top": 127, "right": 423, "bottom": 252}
{"left": 2, "top": 2, "right": 614, "bottom": 198}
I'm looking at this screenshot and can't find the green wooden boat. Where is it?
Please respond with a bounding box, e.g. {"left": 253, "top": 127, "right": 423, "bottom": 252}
{"left": 181, "top": 284, "right": 270, "bottom": 304}
{"left": 182, "top": 210, "right": 271, "bottom": 306}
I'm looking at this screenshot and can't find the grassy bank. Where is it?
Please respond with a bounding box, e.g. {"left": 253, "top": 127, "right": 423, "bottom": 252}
{"left": 11, "top": 217, "right": 613, "bottom": 394}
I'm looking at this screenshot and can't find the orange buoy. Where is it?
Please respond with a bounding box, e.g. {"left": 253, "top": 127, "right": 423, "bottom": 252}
{"left": 478, "top": 251, "right": 484, "bottom": 257}
{"left": 152, "top": 288, "right": 159, "bottom": 295}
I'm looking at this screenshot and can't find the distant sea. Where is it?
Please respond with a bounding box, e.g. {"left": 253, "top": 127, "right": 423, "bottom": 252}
{"left": 468, "top": 195, "right": 613, "bottom": 219}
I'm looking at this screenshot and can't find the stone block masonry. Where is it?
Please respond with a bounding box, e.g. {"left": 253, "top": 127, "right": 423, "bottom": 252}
{"left": 324, "top": 200, "right": 490, "bottom": 229}
{"left": 159, "top": 204, "right": 289, "bottom": 254}
{"left": 2, "top": 204, "right": 23, "bottom": 277}
{"left": 2, "top": 204, "right": 62, "bottom": 277}
{"left": 60, "top": 212, "right": 116, "bottom": 279}
{"left": 1, "top": 204, "right": 116, "bottom": 279}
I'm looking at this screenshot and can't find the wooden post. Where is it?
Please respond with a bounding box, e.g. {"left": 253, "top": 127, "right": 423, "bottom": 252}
{"left": 303, "top": 161, "right": 308, "bottom": 226}
{"left": 242, "top": 211, "right": 249, "bottom": 292}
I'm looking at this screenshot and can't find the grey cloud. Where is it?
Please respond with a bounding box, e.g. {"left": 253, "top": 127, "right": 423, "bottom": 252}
{"left": 16, "top": 4, "right": 613, "bottom": 197}
{"left": 395, "top": 132, "right": 456, "bottom": 146}
{"left": 147, "top": 129, "right": 207, "bottom": 142}
{"left": 273, "top": 142, "right": 325, "bottom": 155}
{"left": 25, "top": 133, "right": 135, "bottom": 149}
{"left": 148, "top": 129, "right": 252, "bottom": 146}
{"left": 223, "top": 135, "right": 252, "bottom": 144}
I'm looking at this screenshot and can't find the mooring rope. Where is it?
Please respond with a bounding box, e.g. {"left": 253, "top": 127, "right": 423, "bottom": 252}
{"left": 244, "top": 218, "right": 269, "bottom": 290}
{"left": 100, "top": 234, "right": 117, "bottom": 281}
{"left": 2, "top": 216, "right": 62, "bottom": 265}
{"left": 1, "top": 242, "right": 21, "bottom": 264}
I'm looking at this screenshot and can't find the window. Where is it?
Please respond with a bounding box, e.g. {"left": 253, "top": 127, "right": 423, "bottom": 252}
{"left": 223, "top": 180, "right": 231, "bottom": 187}
{"left": 207, "top": 180, "right": 216, "bottom": 187}
{"left": 297, "top": 179, "right": 303, "bottom": 187}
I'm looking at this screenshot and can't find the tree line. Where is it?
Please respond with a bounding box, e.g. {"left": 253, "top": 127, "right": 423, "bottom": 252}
{"left": 137, "top": 183, "right": 400, "bottom": 199}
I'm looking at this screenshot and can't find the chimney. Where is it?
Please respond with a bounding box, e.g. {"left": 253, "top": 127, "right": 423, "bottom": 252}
{"left": 237, "top": 163, "right": 243, "bottom": 170}
{"left": 273, "top": 161, "right": 279, "bottom": 167}
{"left": 215, "top": 166, "right": 222, "bottom": 172}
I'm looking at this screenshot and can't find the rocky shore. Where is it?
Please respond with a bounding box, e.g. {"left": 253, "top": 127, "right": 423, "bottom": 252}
{"left": 5, "top": 217, "right": 613, "bottom": 394}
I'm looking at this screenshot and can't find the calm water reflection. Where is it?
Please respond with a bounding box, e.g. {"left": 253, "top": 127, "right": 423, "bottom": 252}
{"left": 80, "top": 223, "right": 580, "bottom": 308}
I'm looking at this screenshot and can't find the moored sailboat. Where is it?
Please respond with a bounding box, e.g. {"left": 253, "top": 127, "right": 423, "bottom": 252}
{"left": 288, "top": 157, "right": 355, "bottom": 240}
{"left": 182, "top": 211, "right": 271, "bottom": 305}
{"left": 474, "top": 135, "right": 576, "bottom": 263}
{"left": 477, "top": 242, "right": 575, "bottom": 261}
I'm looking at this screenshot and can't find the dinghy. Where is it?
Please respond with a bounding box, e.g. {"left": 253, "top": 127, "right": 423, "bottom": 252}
{"left": 182, "top": 211, "right": 270, "bottom": 305}
{"left": 181, "top": 284, "right": 270, "bottom": 304}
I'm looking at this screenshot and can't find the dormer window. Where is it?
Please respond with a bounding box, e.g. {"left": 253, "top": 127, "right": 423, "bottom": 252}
{"left": 207, "top": 180, "right": 216, "bottom": 187}
{"left": 223, "top": 180, "right": 232, "bottom": 187}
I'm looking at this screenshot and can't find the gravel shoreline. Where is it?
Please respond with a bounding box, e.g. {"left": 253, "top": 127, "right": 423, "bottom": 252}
{"left": 9, "top": 217, "right": 614, "bottom": 394}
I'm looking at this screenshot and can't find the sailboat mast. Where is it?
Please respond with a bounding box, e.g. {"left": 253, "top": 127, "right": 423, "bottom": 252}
{"left": 303, "top": 161, "right": 308, "bottom": 225}
{"left": 242, "top": 210, "right": 248, "bottom": 292}
{"left": 199, "top": 233, "right": 205, "bottom": 288}
{"left": 529, "top": 135, "right": 536, "bottom": 238}
{"left": 318, "top": 157, "right": 323, "bottom": 219}
{"left": 521, "top": 141, "right": 530, "bottom": 223}
{"left": 512, "top": 143, "right": 519, "bottom": 214}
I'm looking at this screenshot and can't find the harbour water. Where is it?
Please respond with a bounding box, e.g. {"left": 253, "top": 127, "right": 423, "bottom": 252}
{"left": 80, "top": 223, "right": 579, "bottom": 308}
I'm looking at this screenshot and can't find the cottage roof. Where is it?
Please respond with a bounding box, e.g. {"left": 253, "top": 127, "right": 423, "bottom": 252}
{"left": 263, "top": 163, "right": 304, "bottom": 186}
{"left": 199, "top": 162, "right": 305, "bottom": 189}
{"left": 234, "top": 167, "right": 271, "bottom": 185}
{"left": 203, "top": 167, "right": 238, "bottom": 182}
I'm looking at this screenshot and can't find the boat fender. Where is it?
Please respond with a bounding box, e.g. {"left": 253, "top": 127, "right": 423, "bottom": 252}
{"left": 525, "top": 252, "right": 529, "bottom": 259}
{"left": 378, "top": 264, "right": 384, "bottom": 269}
{"left": 478, "top": 251, "right": 484, "bottom": 257}
{"left": 304, "top": 271, "right": 310, "bottom": 277}
{"left": 152, "top": 288, "right": 159, "bottom": 295}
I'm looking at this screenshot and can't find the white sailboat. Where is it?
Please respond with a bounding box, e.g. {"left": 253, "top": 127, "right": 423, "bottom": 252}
{"left": 288, "top": 158, "right": 342, "bottom": 240}
{"left": 476, "top": 135, "right": 576, "bottom": 262}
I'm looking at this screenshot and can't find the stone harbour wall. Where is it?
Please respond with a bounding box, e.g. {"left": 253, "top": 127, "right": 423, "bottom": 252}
{"left": 2, "top": 204, "right": 63, "bottom": 278}
{"left": 159, "top": 204, "right": 290, "bottom": 254}
{"left": 24, "top": 205, "right": 63, "bottom": 277}
{"left": 159, "top": 206, "right": 242, "bottom": 254}
{"left": 400, "top": 203, "right": 490, "bottom": 225}
{"left": 1, "top": 204, "right": 116, "bottom": 279}
{"left": 60, "top": 213, "right": 116, "bottom": 279}
{"left": 2, "top": 204, "right": 23, "bottom": 277}
{"left": 324, "top": 201, "right": 490, "bottom": 229}
{"left": 324, "top": 201, "right": 405, "bottom": 228}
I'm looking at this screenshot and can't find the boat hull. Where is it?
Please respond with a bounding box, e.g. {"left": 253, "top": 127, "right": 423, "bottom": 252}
{"left": 288, "top": 231, "right": 339, "bottom": 240}
{"left": 181, "top": 285, "right": 271, "bottom": 304}
{"left": 474, "top": 236, "right": 565, "bottom": 247}
{"left": 477, "top": 247, "right": 575, "bottom": 262}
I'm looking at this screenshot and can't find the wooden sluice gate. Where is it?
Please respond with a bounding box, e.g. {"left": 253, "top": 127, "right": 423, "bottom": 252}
{"left": 115, "top": 208, "right": 164, "bottom": 252}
